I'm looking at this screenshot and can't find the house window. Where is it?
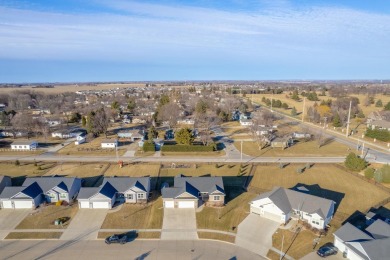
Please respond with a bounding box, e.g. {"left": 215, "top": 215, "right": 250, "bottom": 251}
{"left": 214, "top": 195, "right": 220, "bottom": 201}
{"left": 127, "top": 194, "right": 133, "bottom": 200}
{"left": 60, "top": 193, "right": 67, "bottom": 199}
{"left": 48, "top": 193, "right": 56, "bottom": 198}
{"left": 137, "top": 193, "right": 144, "bottom": 199}
{"left": 312, "top": 220, "right": 320, "bottom": 225}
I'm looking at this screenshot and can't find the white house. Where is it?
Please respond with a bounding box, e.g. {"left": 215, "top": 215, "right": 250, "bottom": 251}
{"left": 78, "top": 177, "right": 150, "bottom": 209}
{"left": 11, "top": 140, "right": 38, "bottom": 151}
{"left": 0, "top": 177, "right": 81, "bottom": 209}
{"left": 240, "top": 118, "right": 253, "bottom": 126}
{"left": 250, "top": 186, "right": 335, "bottom": 230}
{"left": 101, "top": 139, "right": 118, "bottom": 148}
{"left": 334, "top": 218, "right": 390, "bottom": 260}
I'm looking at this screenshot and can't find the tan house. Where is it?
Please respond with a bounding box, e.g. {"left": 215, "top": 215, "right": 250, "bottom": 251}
{"left": 162, "top": 175, "right": 225, "bottom": 209}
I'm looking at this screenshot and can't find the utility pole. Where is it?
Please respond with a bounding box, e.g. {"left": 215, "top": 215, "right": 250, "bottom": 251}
{"left": 361, "top": 142, "right": 365, "bottom": 157}
{"left": 346, "top": 101, "right": 352, "bottom": 137}
{"left": 302, "top": 97, "right": 306, "bottom": 122}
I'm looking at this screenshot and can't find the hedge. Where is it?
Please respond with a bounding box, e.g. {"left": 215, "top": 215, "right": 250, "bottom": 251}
{"left": 365, "top": 128, "right": 390, "bottom": 142}
{"left": 142, "top": 142, "right": 156, "bottom": 152}
{"left": 161, "top": 144, "right": 216, "bottom": 152}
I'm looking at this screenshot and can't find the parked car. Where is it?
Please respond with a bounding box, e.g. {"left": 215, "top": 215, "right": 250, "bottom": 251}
{"left": 317, "top": 245, "right": 338, "bottom": 257}
{"left": 105, "top": 234, "right": 127, "bottom": 244}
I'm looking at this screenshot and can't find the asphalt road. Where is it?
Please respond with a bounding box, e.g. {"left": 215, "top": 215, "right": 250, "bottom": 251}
{"left": 0, "top": 240, "right": 266, "bottom": 260}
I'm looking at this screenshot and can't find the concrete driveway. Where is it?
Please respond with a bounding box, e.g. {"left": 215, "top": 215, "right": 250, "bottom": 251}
{"left": 0, "top": 209, "right": 31, "bottom": 239}
{"left": 60, "top": 209, "right": 108, "bottom": 240}
{"left": 161, "top": 208, "right": 198, "bottom": 240}
{"left": 235, "top": 213, "right": 280, "bottom": 257}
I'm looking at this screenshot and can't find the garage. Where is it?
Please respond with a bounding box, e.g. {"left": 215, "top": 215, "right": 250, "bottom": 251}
{"left": 164, "top": 201, "right": 174, "bottom": 208}
{"left": 92, "top": 201, "right": 110, "bottom": 209}
{"left": 250, "top": 205, "right": 261, "bottom": 215}
{"left": 262, "top": 210, "right": 283, "bottom": 222}
{"left": 79, "top": 201, "right": 90, "bottom": 209}
{"left": 13, "top": 200, "right": 33, "bottom": 209}
{"left": 1, "top": 201, "right": 12, "bottom": 209}
{"left": 178, "top": 201, "right": 195, "bottom": 208}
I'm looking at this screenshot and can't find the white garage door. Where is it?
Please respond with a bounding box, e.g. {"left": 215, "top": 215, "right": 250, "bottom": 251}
{"left": 250, "top": 206, "right": 262, "bottom": 215}
{"left": 92, "top": 201, "right": 110, "bottom": 209}
{"left": 263, "top": 210, "right": 283, "bottom": 222}
{"left": 79, "top": 201, "right": 90, "bottom": 209}
{"left": 164, "top": 201, "right": 174, "bottom": 208}
{"left": 1, "top": 200, "right": 13, "bottom": 208}
{"left": 14, "top": 200, "right": 33, "bottom": 209}
{"left": 178, "top": 201, "right": 195, "bottom": 208}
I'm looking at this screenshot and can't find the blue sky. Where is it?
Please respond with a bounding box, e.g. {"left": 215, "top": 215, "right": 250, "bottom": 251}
{"left": 0, "top": 0, "right": 389, "bottom": 83}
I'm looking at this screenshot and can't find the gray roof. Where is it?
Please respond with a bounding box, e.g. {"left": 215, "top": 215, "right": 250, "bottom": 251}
{"left": 357, "top": 237, "right": 390, "bottom": 260}
{"left": 162, "top": 176, "right": 225, "bottom": 199}
{"left": 334, "top": 222, "right": 373, "bottom": 242}
{"left": 102, "top": 177, "right": 149, "bottom": 192}
{"left": 77, "top": 187, "right": 100, "bottom": 199}
{"left": 0, "top": 187, "right": 24, "bottom": 199}
{"left": 22, "top": 177, "right": 80, "bottom": 193}
{"left": 11, "top": 140, "right": 37, "bottom": 145}
{"left": 0, "top": 175, "right": 11, "bottom": 184}
{"left": 252, "top": 187, "right": 334, "bottom": 218}
{"left": 101, "top": 139, "right": 117, "bottom": 144}
{"left": 365, "top": 219, "right": 390, "bottom": 239}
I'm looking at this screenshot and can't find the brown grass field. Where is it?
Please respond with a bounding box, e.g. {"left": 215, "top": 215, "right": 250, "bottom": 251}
{"left": 196, "top": 192, "right": 257, "bottom": 232}
{"left": 16, "top": 204, "right": 78, "bottom": 229}
{"left": 236, "top": 140, "right": 351, "bottom": 157}
{"left": 104, "top": 163, "right": 160, "bottom": 177}
{"left": 101, "top": 198, "right": 163, "bottom": 229}
{"left": 159, "top": 163, "right": 249, "bottom": 177}
{"left": 0, "top": 162, "right": 57, "bottom": 178}
{"left": 5, "top": 232, "right": 62, "bottom": 239}
{"left": 197, "top": 232, "right": 236, "bottom": 243}
{"left": 44, "top": 163, "right": 109, "bottom": 177}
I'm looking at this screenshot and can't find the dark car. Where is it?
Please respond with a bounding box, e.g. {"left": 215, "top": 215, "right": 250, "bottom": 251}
{"left": 317, "top": 245, "right": 338, "bottom": 257}
{"left": 105, "top": 234, "right": 127, "bottom": 245}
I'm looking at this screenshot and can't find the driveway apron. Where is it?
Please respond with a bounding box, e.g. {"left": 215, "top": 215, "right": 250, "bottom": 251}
{"left": 161, "top": 208, "right": 198, "bottom": 240}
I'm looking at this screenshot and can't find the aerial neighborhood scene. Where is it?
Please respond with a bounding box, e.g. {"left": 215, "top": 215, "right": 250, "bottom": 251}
{"left": 0, "top": 1, "right": 390, "bottom": 260}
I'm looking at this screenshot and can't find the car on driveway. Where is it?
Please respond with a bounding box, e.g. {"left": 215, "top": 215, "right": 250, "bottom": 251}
{"left": 105, "top": 234, "right": 127, "bottom": 245}
{"left": 317, "top": 245, "right": 338, "bottom": 257}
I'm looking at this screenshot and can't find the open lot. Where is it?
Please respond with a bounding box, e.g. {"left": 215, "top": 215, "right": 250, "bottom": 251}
{"left": 236, "top": 140, "right": 351, "bottom": 157}
{"left": 45, "top": 163, "right": 108, "bottom": 177}
{"left": 101, "top": 198, "right": 163, "bottom": 229}
{"left": 57, "top": 135, "right": 127, "bottom": 156}
{"left": 159, "top": 163, "right": 250, "bottom": 177}
{"left": 0, "top": 162, "right": 57, "bottom": 185}
{"left": 15, "top": 204, "right": 78, "bottom": 230}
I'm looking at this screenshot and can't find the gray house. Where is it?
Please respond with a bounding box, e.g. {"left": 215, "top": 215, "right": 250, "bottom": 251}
{"left": 334, "top": 218, "right": 390, "bottom": 260}
{"left": 162, "top": 175, "right": 225, "bottom": 209}
{"left": 78, "top": 177, "right": 151, "bottom": 209}
{"left": 0, "top": 177, "right": 81, "bottom": 209}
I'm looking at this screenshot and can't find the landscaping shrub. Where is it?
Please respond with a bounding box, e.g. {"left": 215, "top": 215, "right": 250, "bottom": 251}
{"left": 142, "top": 142, "right": 156, "bottom": 152}
{"left": 365, "top": 128, "right": 390, "bottom": 142}
{"left": 344, "top": 152, "right": 368, "bottom": 171}
{"left": 364, "top": 168, "right": 375, "bottom": 179}
{"left": 374, "top": 165, "right": 390, "bottom": 183}
{"left": 161, "top": 144, "right": 215, "bottom": 152}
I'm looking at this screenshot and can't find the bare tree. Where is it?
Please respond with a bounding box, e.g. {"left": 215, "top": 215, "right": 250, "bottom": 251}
{"left": 11, "top": 113, "right": 35, "bottom": 139}
{"left": 157, "top": 102, "right": 180, "bottom": 129}
{"left": 196, "top": 111, "right": 220, "bottom": 146}
{"left": 93, "top": 107, "right": 110, "bottom": 137}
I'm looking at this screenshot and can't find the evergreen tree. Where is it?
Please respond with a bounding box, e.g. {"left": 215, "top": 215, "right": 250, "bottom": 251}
{"left": 375, "top": 99, "right": 383, "bottom": 107}
{"left": 332, "top": 113, "right": 342, "bottom": 127}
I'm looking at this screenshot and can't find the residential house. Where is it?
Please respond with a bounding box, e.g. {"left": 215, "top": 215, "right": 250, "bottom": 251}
{"left": 75, "top": 135, "right": 86, "bottom": 145}
{"left": 367, "top": 111, "right": 390, "bottom": 131}
{"left": 0, "top": 176, "right": 11, "bottom": 194}
{"left": 117, "top": 129, "right": 144, "bottom": 142}
{"left": 334, "top": 218, "right": 390, "bottom": 260}
{"left": 132, "top": 117, "right": 147, "bottom": 124}
{"left": 292, "top": 132, "right": 311, "bottom": 139}
{"left": 51, "top": 129, "right": 85, "bottom": 139}
{"left": 0, "top": 177, "right": 81, "bottom": 209}
{"left": 162, "top": 175, "right": 225, "bottom": 209}
{"left": 271, "top": 136, "right": 293, "bottom": 149}
{"left": 11, "top": 140, "right": 38, "bottom": 151}
{"left": 77, "top": 177, "right": 151, "bottom": 209}
{"left": 240, "top": 118, "right": 253, "bottom": 126}
{"left": 101, "top": 139, "right": 118, "bottom": 148}
{"left": 256, "top": 126, "right": 275, "bottom": 136}
{"left": 177, "top": 118, "right": 195, "bottom": 125}
{"left": 250, "top": 186, "right": 335, "bottom": 230}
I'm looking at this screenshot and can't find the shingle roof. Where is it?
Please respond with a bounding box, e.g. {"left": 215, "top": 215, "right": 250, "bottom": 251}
{"left": 365, "top": 219, "right": 390, "bottom": 239}
{"left": 101, "top": 139, "right": 118, "bottom": 144}
{"left": 101, "top": 177, "right": 149, "bottom": 192}
{"left": 77, "top": 187, "right": 101, "bottom": 199}
{"left": 99, "top": 182, "right": 117, "bottom": 199}
{"left": 357, "top": 237, "right": 390, "bottom": 260}
{"left": 0, "top": 187, "right": 24, "bottom": 199}
{"left": 20, "top": 182, "right": 43, "bottom": 198}
{"left": 162, "top": 176, "right": 225, "bottom": 199}
{"left": 22, "top": 177, "right": 79, "bottom": 193}
{"left": 334, "top": 222, "right": 373, "bottom": 242}
{"left": 252, "top": 187, "right": 334, "bottom": 218}
{"left": 11, "top": 140, "right": 37, "bottom": 146}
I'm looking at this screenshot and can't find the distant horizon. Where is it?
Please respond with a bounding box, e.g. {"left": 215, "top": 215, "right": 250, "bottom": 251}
{"left": 1, "top": 0, "right": 390, "bottom": 82}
